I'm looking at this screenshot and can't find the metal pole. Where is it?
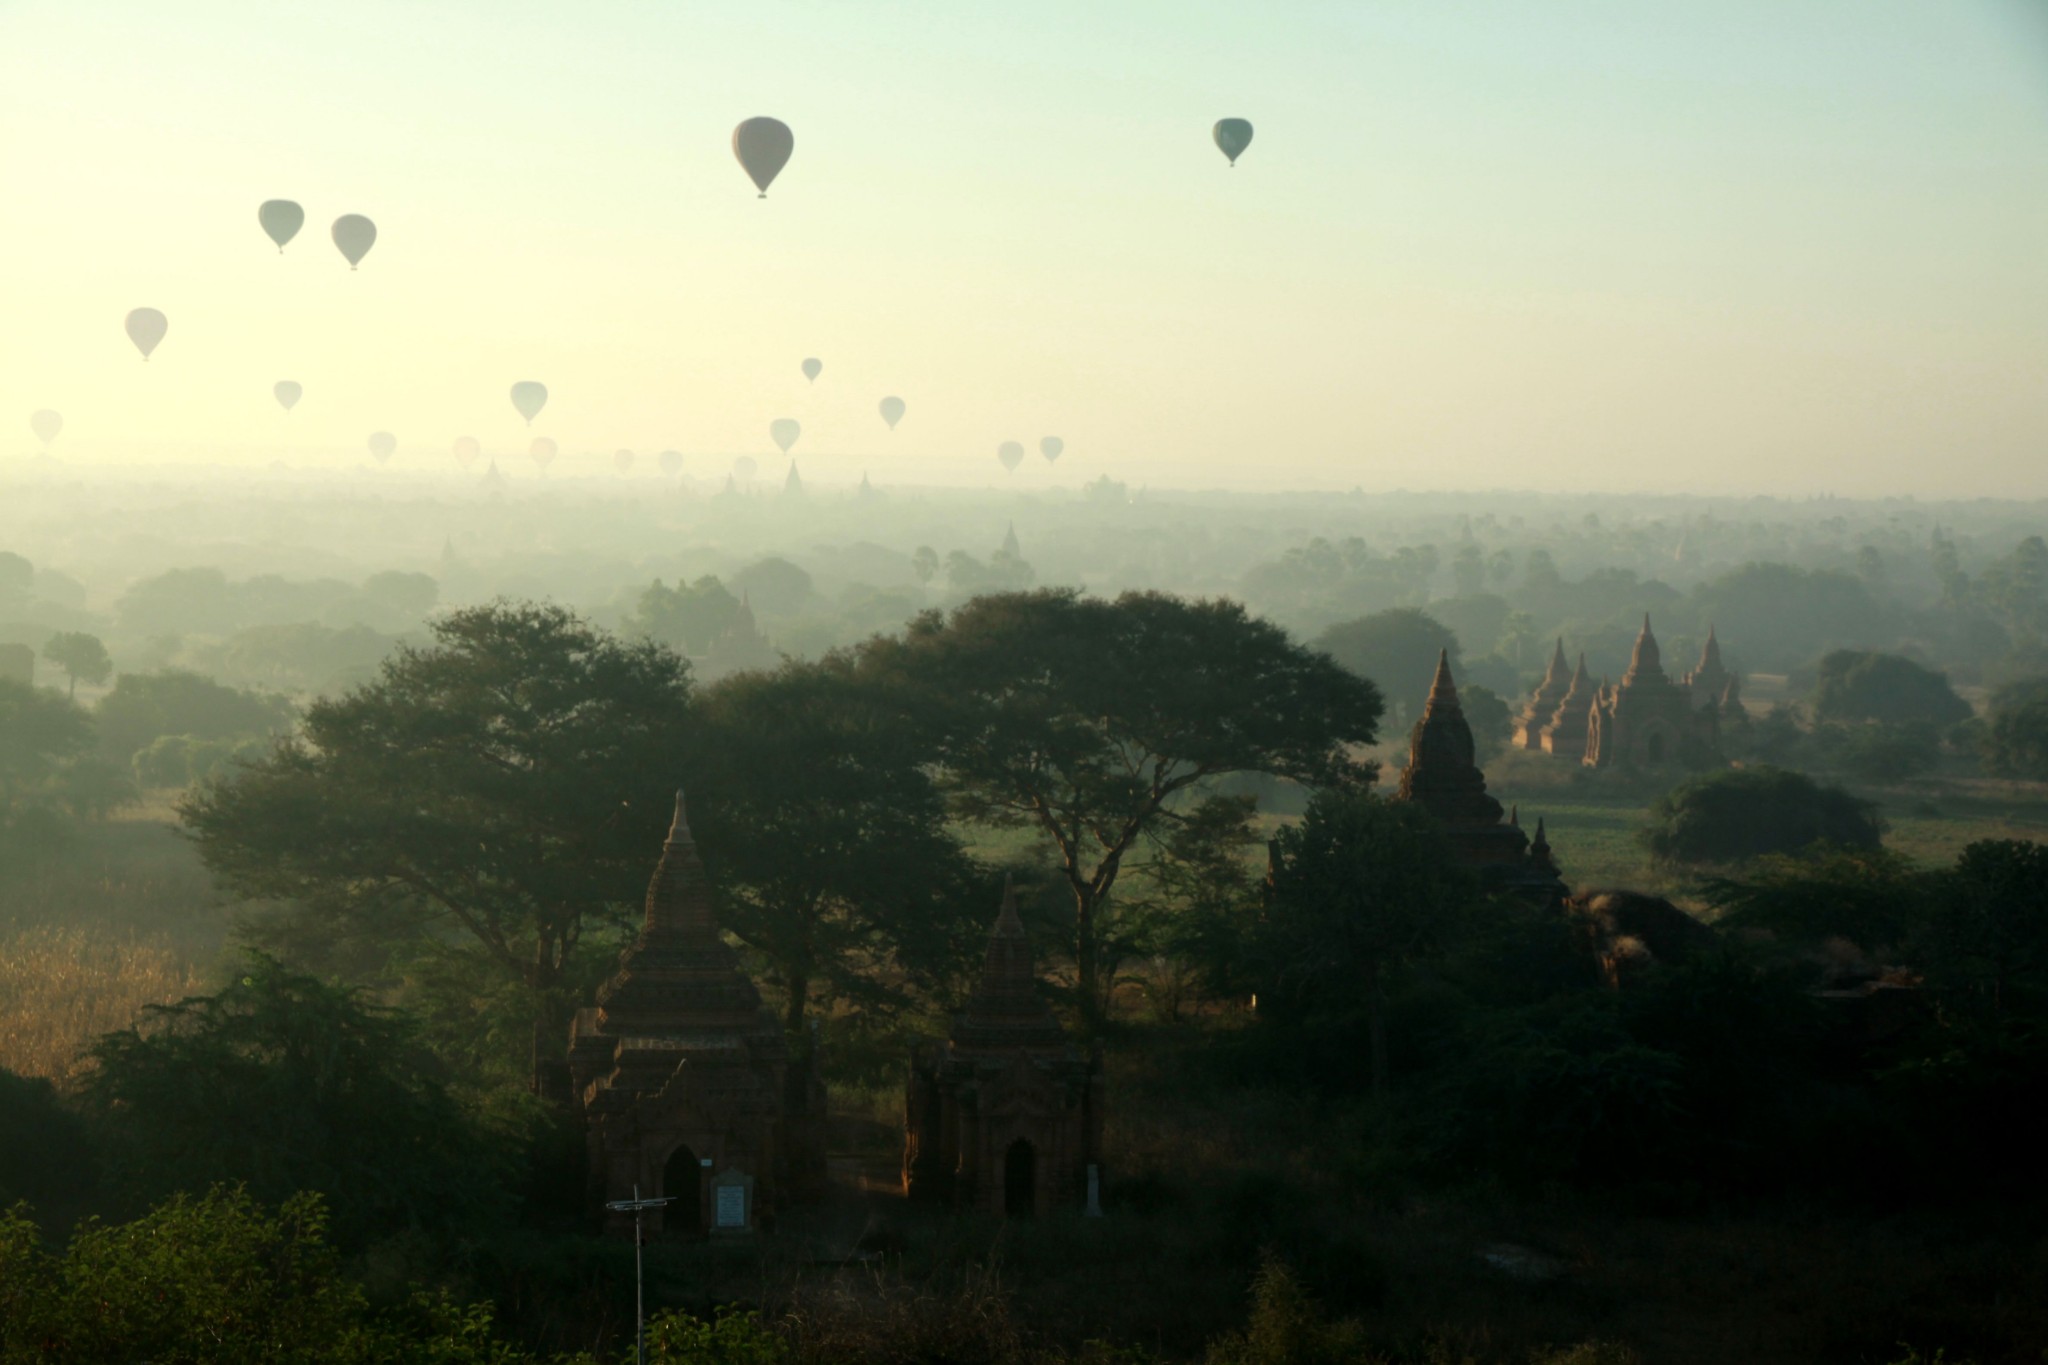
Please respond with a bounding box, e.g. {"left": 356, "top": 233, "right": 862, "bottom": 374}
{"left": 604, "top": 1184, "right": 673, "bottom": 1365}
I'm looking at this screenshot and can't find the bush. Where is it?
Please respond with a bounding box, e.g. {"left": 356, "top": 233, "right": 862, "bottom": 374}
{"left": 1642, "top": 766, "right": 1884, "bottom": 866}
{"left": 1983, "top": 677, "right": 2048, "bottom": 780}
{"left": 1812, "top": 650, "right": 1972, "bottom": 728}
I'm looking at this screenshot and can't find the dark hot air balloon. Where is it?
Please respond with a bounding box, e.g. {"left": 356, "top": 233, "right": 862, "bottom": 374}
{"left": 258, "top": 200, "right": 304, "bottom": 252}
{"left": 997, "top": 441, "right": 1025, "bottom": 472}
{"left": 30, "top": 411, "right": 62, "bottom": 446}
{"left": 529, "top": 437, "right": 558, "bottom": 471}
{"left": 613, "top": 449, "right": 636, "bottom": 473}
{"left": 801, "top": 357, "right": 821, "bottom": 382}
{"left": 1040, "top": 436, "right": 1063, "bottom": 463}
{"left": 879, "top": 396, "right": 905, "bottom": 429}
{"left": 1213, "top": 118, "right": 1254, "bottom": 166}
{"left": 733, "top": 117, "right": 794, "bottom": 197}
{"left": 367, "top": 431, "right": 396, "bottom": 463}
{"left": 273, "top": 381, "right": 302, "bottom": 412}
{"left": 332, "top": 214, "right": 377, "bottom": 269}
{"left": 510, "top": 381, "right": 547, "bottom": 424}
{"left": 658, "top": 449, "right": 683, "bottom": 476}
{"left": 453, "top": 436, "right": 480, "bottom": 467}
{"left": 125, "top": 308, "right": 168, "bottom": 361}
{"left": 770, "top": 418, "right": 800, "bottom": 454}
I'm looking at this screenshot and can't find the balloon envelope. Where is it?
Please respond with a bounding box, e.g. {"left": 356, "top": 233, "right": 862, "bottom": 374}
{"left": 733, "top": 117, "right": 794, "bottom": 196}
{"left": 332, "top": 214, "right": 377, "bottom": 269}
{"left": 258, "top": 199, "right": 304, "bottom": 252}
{"left": 1213, "top": 118, "right": 1254, "bottom": 165}
{"left": 879, "top": 396, "right": 906, "bottom": 430}
{"left": 510, "top": 380, "right": 548, "bottom": 424}
{"left": 997, "top": 441, "right": 1025, "bottom": 472}
{"left": 769, "top": 418, "right": 800, "bottom": 454}
{"left": 658, "top": 449, "right": 684, "bottom": 476}
{"left": 613, "top": 448, "right": 636, "bottom": 473}
{"left": 368, "top": 431, "right": 396, "bottom": 463}
{"left": 529, "top": 437, "right": 558, "bottom": 470}
{"left": 1040, "top": 436, "right": 1064, "bottom": 463}
{"left": 273, "top": 381, "right": 302, "bottom": 412}
{"left": 734, "top": 455, "right": 758, "bottom": 481}
{"left": 453, "top": 436, "right": 481, "bottom": 466}
{"left": 30, "top": 410, "right": 62, "bottom": 445}
{"left": 801, "top": 357, "right": 822, "bottom": 383}
{"left": 125, "top": 307, "right": 168, "bottom": 360}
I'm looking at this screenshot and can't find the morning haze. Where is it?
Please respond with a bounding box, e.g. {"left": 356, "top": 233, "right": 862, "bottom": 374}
{"left": 5, "top": 5, "right": 2048, "bottom": 1364}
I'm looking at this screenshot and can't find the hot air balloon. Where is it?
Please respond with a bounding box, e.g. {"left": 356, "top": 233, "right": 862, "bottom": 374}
{"left": 368, "top": 431, "right": 396, "bottom": 463}
{"left": 530, "top": 437, "right": 558, "bottom": 471}
{"left": 332, "top": 214, "right": 377, "bottom": 269}
{"left": 997, "top": 441, "right": 1025, "bottom": 472}
{"left": 1040, "top": 437, "right": 1063, "bottom": 463}
{"left": 273, "top": 381, "right": 302, "bottom": 412}
{"left": 30, "top": 411, "right": 62, "bottom": 446}
{"left": 770, "top": 418, "right": 800, "bottom": 454}
{"left": 1213, "top": 118, "right": 1254, "bottom": 166}
{"left": 733, "top": 117, "right": 794, "bottom": 197}
{"left": 658, "top": 449, "right": 684, "bottom": 476}
{"left": 879, "top": 396, "right": 906, "bottom": 430}
{"left": 613, "top": 448, "right": 636, "bottom": 474}
{"left": 258, "top": 200, "right": 304, "bottom": 252}
{"left": 453, "top": 436, "right": 481, "bottom": 467}
{"left": 734, "top": 455, "right": 758, "bottom": 482}
{"left": 510, "top": 380, "right": 548, "bottom": 424}
{"left": 125, "top": 308, "right": 168, "bottom": 361}
{"left": 801, "top": 357, "right": 822, "bottom": 383}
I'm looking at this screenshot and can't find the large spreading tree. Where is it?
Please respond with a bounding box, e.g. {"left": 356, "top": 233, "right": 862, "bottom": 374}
{"left": 181, "top": 603, "right": 693, "bottom": 1097}
{"left": 856, "top": 589, "right": 1384, "bottom": 1022}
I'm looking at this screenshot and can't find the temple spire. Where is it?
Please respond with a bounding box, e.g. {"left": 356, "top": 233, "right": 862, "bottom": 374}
{"left": 1424, "top": 648, "right": 1461, "bottom": 714}
{"left": 642, "top": 788, "right": 718, "bottom": 937}
{"left": 1626, "top": 614, "right": 1664, "bottom": 680}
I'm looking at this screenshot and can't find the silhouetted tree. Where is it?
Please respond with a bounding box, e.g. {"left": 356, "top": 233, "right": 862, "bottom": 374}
{"left": 181, "top": 603, "right": 692, "bottom": 1096}
{"left": 1984, "top": 678, "right": 2048, "bottom": 780}
{"left": 1642, "top": 766, "right": 1883, "bottom": 866}
{"left": 859, "top": 590, "right": 1382, "bottom": 1023}
{"left": 1812, "top": 650, "right": 1971, "bottom": 728}
{"left": 1316, "top": 608, "right": 1460, "bottom": 725}
{"left": 40, "top": 632, "right": 110, "bottom": 699}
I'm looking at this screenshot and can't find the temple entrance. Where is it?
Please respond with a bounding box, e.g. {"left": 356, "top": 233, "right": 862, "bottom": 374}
{"left": 661, "top": 1144, "right": 702, "bottom": 1235}
{"left": 1004, "top": 1138, "right": 1037, "bottom": 1217}
{"left": 1645, "top": 730, "right": 1667, "bottom": 764}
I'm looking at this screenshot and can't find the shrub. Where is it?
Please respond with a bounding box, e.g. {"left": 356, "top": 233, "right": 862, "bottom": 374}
{"left": 1642, "top": 766, "right": 1883, "bottom": 866}
{"left": 1983, "top": 677, "right": 2048, "bottom": 780}
{"left": 1812, "top": 651, "right": 1972, "bottom": 728}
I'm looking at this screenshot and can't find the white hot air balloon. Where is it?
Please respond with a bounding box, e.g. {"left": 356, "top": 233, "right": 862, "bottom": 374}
{"left": 453, "top": 436, "right": 481, "bottom": 468}
{"left": 368, "top": 431, "right": 397, "bottom": 463}
{"left": 529, "top": 437, "right": 558, "bottom": 471}
{"left": 125, "top": 308, "right": 168, "bottom": 361}
{"left": 1040, "top": 437, "right": 1064, "bottom": 463}
{"left": 997, "top": 441, "right": 1025, "bottom": 472}
{"left": 332, "top": 214, "right": 377, "bottom": 269}
{"left": 734, "top": 455, "right": 759, "bottom": 482}
{"left": 30, "top": 411, "right": 62, "bottom": 446}
{"left": 273, "top": 381, "right": 302, "bottom": 412}
{"left": 801, "top": 357, "right": 822, "bottom": 383}
{"left": 613, "top": 448, "right": 636, "bottom": 473}
{"left": 510, "top": 381, "right": 547, "bottom": 424}
{"left": 879, "top": 396, "right": 905, "bottom": 430}
{"left": 769, "top": 418, "right": 800, "bottom": 454}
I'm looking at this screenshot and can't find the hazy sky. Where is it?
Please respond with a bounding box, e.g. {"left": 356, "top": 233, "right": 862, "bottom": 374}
{"left": 3, "top": 1, "right": 2044, "bottom": 494}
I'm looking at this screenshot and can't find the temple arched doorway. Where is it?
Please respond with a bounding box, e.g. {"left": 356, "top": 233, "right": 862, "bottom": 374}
{"left": 662, "top": 1143, "right": 702, "bottom": 1235}
{"left": 1004, "top": 1138, "right": 1037, "bottom": 1217}
{"left": 1645, "top": 729, "right": 1667, "bottom": 764}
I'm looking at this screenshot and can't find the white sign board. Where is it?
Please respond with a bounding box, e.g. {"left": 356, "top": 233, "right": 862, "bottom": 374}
{"left": 715, "top": 1183, "right": 747, "bottom": 1229}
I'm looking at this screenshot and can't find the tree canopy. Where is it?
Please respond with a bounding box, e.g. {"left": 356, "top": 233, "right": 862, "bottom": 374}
{"left": 1315, "top": 608, "right": 1460, "bottom": 724}
{"left": 857, "top": 589, "right": 1383, "bottom": 1020}
{"left": 1642, "top": 766, "right": 1884, "bottom": 866}
{"left": 1812, "top": 650, "right": 1971, "bottom": 728}
{"left": 40, "top": 632, "right": 111, "bottom": 698}
{"left": 180, "top": 603, "right": 694, "bottom": 1096}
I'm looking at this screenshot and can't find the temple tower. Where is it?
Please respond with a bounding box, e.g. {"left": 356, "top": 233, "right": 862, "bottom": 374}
{"left": 1512, "top": 640, "right": 1573, "bottom": 749}
{"left": 569, "top": 792, "right": 813, "bottom": 1237}
{"left": 1585, "top": 616, "right": 1721, "bottom": 770}
{"left": 904, "top": 880, "right": 1104, "bottom": 1216}
{"left": 1539, "top": 653, "right": 1596, "bottom": 760}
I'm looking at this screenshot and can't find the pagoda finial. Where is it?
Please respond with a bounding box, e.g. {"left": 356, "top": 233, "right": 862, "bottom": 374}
{"left": 995, "top": 872, "right": 1025, "bottom": 936}
{"left": 668, "top": 788, "right": 691, "bottom": 844}
{"left": 1626, "top": 614, "right": 1663, "bottom": 680}
{"left": 1425, "top": 648, "right": 1461, "bottom": 713}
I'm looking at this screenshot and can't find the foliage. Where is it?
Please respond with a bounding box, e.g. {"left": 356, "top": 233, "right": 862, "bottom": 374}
{"left": 1981, "top": 677, "right": 2048, "bottom": 780}
{"left": 1203, "top": 1257, "right": 1368, "bottom": 1365}
{"left": 629, "top": 576, "right": 743, "bottom": 655}
{"left": 40, "top": 630, "right": 111, "bottom": 697}
{"left": 180, "top": 603, "right": 694, "bottom": 1095}
{"left": 1314, "top": 608, "right": 1460, "bottom": 723}
{"left": 0, "top": 551, "right": 31, "bottom": 596}
{"left": 857, "top": 589, "right": 1383, "bottom": 1022}
{"left": 1458, "top": 682, "right": 1512, "bottom": 760}
{"left": 81, "top": 955, "right": 513, "bottom": 1245}
{"left": 1641, "top": 766, "right": 1884, "bottom": 865}
{"left": 0, "top": 1068, "right": 94, "bottom": 1212}
{"left": 1812, "top": 650, "right": 1971, "bottom": 728}
{"left": 685, "top": 656, "right": 985, "bottom": 1032}
{"left": 95, "top": 667, "right": 294, "bottom": 762}
{"left": 0, "top": 678, "right": 92, "bottom": 810}
{"left": 1808, "top": 720, "right": 1941, "bottom": 784}
{"left": 731, "top": 557, "right": 816, "bottom": 617}
{"left": 1688, "top": 563, "right": 1886, "bottom": 672}
{"left": 133, "top": 732, "right": 272, "bottom": 788}
{"left": 1705, "top": 845, "right": 1930, "bottom": 951}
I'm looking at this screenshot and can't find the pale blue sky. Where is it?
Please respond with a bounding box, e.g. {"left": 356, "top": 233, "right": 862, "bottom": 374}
{"left": 2, "top": 1, "right": 2044, "bottom": 492}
